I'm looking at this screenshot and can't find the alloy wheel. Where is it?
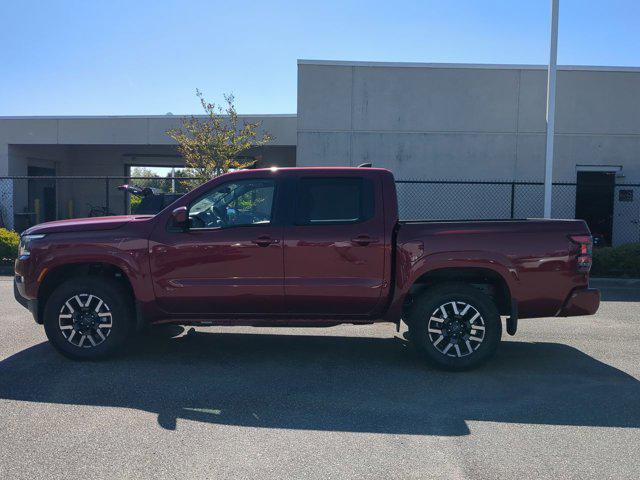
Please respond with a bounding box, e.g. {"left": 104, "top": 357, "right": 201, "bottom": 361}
{"left": 58, "top": 294, "right": 113, "bottom": 348}
{"left": 427, "top": 301, "right": 486, "bottom": 357}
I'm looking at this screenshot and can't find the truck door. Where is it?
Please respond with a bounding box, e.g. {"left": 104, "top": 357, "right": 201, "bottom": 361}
{"left": 149, "top": 177, "right": 285, "bottom": 314}
{"left": 283, "top": 175, "right": 386, "bottom": 315}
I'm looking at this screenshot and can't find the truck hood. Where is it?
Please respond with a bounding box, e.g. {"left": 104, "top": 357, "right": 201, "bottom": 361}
{"left": 23, "top": 215, "right": 154, "bottom": 235}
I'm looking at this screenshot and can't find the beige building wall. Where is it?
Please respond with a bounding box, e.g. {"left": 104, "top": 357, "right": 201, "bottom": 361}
{"left": 297, "top": 61, "right": 640, "bottom": 183}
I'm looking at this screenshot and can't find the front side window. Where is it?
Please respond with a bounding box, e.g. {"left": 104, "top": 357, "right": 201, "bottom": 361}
{"left": 189, "top": 179, "right": 275, "bottom": 229}
{"left": 294, "top": 177, "right": 374, "bottom": 225}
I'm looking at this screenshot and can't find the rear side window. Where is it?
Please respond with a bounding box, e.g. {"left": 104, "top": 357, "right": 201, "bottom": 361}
{"left": 294, "top": 177, "right": 374, "bottom": 225}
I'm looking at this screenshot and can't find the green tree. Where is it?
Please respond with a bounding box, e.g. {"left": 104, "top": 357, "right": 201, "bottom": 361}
{"left": 129, "top": 167, "right": 162, "bottom": 189}
{"left": 166, "top": 90, "right": 272, "bottom": 186}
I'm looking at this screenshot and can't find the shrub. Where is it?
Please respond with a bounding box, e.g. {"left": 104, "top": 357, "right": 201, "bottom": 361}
{"left": 130, "top": 195, "right": 142, "bottom": 213}
{"left": 0, "top": 228, "right": 20, "bottom": 264}
{"left": 591, "top": 243, "right": 640, "bottom": 278}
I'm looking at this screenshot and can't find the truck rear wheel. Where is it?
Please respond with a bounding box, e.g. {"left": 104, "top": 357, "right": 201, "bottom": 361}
{"left": 406, "top": 283, "right": 502, "bottom": 371}
{"left": 43, "top": 276, "right": 133, "bottom": 360}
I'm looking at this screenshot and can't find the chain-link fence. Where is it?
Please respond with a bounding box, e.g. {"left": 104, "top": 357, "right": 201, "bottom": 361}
{"left": 396, "top": 180, "right": 639, "bottom": 246}
{"left": 0, "top": 176, "right": 638, "bottom": 246}
{"left": 0, "top": 176, "right": 200, "bottom": 232}
{"left": 395, "top": 181, "right": 579, "bottom": 219}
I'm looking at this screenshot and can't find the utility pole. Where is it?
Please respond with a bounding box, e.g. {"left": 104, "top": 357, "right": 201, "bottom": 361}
{"left": 544, "top": 0, "right": 559, "bottom": 218}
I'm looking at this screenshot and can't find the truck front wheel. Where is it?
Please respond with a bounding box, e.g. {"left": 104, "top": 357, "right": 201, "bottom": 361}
{"left": 406, "top": 283, "right": 502, "bottom": 370}
{"left": 43, "top": 276, "right": 133, "bottom": 360}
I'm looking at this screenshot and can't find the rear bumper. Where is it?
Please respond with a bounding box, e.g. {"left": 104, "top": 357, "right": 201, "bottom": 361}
{"left": 14, "top": 276, "right": 39, "bottom": 323}
{"left": 558, "top": 287, "right": 600, "bottom": 317}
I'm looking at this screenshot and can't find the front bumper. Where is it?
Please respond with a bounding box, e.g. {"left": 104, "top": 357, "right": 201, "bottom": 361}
{"left": 558, "top": 287, "right": 600, "bottom": 317}
{"left": 14, "top": 276, "right": 39, "bottom": 323}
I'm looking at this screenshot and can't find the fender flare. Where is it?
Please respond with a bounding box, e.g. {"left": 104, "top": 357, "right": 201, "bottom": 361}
{"left": 385, "top": 250, "right": 519, "bottom": 323}
{"left": 35, "top": 251, "right": 151, "bottom": 304}
{"left": 407, "top": 250, "right": 518, "bottom": 294}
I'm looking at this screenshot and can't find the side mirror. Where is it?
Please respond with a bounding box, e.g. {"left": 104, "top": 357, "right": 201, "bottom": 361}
{"left": 171, "top": 206, "right": 188, "bottom": 230}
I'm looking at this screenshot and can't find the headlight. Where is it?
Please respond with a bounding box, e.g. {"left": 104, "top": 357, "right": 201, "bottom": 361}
{"left": 19, "top": 234, "right": 45, "bottom": 258}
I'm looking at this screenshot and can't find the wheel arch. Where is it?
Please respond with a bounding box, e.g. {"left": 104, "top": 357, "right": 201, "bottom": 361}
{"left": 405, "top": 266, "right": 513, "bottom": 317}
{"left": 37, "top": 262, "right": 135, "bottom": 324}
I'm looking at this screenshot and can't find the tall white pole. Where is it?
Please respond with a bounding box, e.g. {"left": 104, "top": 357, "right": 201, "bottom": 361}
{"left": 544, "top": 0, "right": 559, "bottom": 218}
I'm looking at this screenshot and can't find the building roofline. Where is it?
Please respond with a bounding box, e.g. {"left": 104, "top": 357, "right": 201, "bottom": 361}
{"left": 297, "top": 59, "right": 640, "bottom": 72}
{"left": 0, "top": 114, "right": 297, "bottom": 120}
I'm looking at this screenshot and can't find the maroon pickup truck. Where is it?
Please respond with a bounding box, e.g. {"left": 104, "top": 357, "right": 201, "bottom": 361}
{"left": 14, "top": 167, "right": 600, "bottom": 369}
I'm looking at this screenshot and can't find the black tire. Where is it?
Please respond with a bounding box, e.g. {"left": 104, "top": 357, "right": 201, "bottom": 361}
{"left": 43, "top": 276, "right": 134, "bottom": 360}
{"left": 406, "top": 283, "right": 502, "bottom": 371}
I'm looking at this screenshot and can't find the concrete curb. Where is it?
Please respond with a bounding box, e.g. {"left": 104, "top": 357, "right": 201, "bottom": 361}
{"left": 590, "top": 277, "right": 640, "bottom": 288}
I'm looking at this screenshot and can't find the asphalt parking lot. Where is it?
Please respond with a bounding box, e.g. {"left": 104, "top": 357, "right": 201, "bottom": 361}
{"left": 0, "top": 278, "right": 639, "bottom": 480}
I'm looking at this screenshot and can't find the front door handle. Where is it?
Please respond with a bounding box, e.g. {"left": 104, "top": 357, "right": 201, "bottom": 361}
{"left": 252, "top": 235, "right": 279, "bottom": 247}
{"left": 351, "top": 235, "right": 378, "bottom": 246}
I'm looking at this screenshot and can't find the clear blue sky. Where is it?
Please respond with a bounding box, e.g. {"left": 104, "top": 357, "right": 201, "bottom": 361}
{"left": 1, "top": 0, "right": 638, "bottom": 116}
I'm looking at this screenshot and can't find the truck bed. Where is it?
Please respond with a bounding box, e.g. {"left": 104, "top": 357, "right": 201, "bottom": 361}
{"left": 395, "top": 218, "right": 591, "bottom": 318}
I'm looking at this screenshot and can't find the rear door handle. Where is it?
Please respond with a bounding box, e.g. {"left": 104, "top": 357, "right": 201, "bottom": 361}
{"left": 351, "top": 235, "right": 379, "bottom": 246}
{"left": 252, "top": 235, "right": 279, "bottom": 247}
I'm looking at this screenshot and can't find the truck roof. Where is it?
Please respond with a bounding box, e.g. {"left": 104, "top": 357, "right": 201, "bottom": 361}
{"left": 249, "top": 166, "right": 392, "bottom": 174}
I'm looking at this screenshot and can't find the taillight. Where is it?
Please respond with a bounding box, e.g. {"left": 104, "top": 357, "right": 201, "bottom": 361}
{"left": 569, "top": 235, "right": 593, "bottom": 273}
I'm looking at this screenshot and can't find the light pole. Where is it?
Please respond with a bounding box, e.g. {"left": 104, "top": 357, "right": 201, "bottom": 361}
{"left": 544, "top": 0, "right": 559, "bottom": 218}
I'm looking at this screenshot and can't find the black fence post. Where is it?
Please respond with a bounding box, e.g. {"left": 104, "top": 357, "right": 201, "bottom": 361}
{"left": 123, "top": 177, "right": 128, "bottom": 215}
{"left": 510, "top": 182, "right": 516, "bottom": 219}
{"left": 105, "top": 177, "right": 110, "bottom": 214}
{"left": 54, "top": 177, "right": 59, "bottom": 220}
